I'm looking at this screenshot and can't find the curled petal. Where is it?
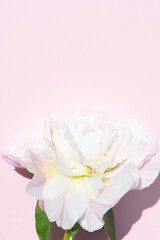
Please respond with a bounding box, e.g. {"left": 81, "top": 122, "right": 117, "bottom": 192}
{"left": 2, "top": 154, "right": 25, "bottom": 169}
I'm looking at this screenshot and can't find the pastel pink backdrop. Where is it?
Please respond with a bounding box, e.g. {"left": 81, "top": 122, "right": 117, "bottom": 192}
{"left": 0, "top": 0, "right": 160, "bottom": 239}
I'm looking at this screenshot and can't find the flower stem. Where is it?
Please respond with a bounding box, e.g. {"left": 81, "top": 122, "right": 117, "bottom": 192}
{"left": 49, "top": 222, "right": 54, "bottom": 240}
{"left": 63, "top": 230, "right": 72, "bottom": 240}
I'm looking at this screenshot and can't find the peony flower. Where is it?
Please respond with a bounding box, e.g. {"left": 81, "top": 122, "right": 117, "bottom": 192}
{"left": 3, "top": 110, "right": 160, "bottom": 232}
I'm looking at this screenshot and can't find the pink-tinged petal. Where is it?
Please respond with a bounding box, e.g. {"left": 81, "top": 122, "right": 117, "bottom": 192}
{"left": 2, "top": 154, "right": 25, "bottom": 169}
{"left": 39, "top": 200, "right": 45, "bottom": 212}
{"left": 98, "top": 164, "right": 135, "bottom": 205}
{"left": 2, "top": 154, "right": 34, "bottom": 178}
{"left": 136, "top": 151, "right": 160, "bottom": 189}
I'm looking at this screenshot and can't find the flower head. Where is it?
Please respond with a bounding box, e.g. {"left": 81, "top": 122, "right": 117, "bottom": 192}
{"left": 3, "top": 110, "right": 160, "bottom": 232}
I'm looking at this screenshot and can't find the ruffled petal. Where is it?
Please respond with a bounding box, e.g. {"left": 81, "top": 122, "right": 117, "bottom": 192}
{"left": 136, "top": 151, "right": 160, "bottom": 189}
{"left": 79, "top": 199, "right": 118, "bottom": 232}
{"left": 31, "top": 174, "right": 102, "bottom": 230}
{"left": 98, "top": 164, "right": 135, "bottom": 205}
{"left": 55, "top": 176, "right": 99, "bottom": 229}
{"left": 79, "top": 200, "right": 105, "bottom": 232}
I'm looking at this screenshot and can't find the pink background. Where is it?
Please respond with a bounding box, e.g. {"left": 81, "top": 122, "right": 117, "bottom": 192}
{"left": 0, "top": 0, "right": 160, "bottom": 239}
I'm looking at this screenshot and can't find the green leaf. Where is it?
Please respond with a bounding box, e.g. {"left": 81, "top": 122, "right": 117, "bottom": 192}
{"left": 35, "top": 201, "right": 54, "bottom": 240}
{"left": 103, "top": 209, "right": 115, "bottom": 240}
{"left": 70, "top": 223, "right": 80, "bottom": 239}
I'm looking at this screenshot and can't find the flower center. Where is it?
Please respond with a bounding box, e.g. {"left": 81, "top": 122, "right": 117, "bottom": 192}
{"left": 70, "top": 163, "right": 104, "bottom": 179}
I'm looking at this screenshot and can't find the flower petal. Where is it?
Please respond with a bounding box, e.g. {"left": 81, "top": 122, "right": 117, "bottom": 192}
{"left": 2, "top": 154, "right": 25, "bottom": 169}
{"left": 79, "top": 200, "right": 105, "bottom": 232}
{"left": 137, "top": 151, "right": 160, "bottom": 189}
{"left": 37, "top": 175, "right": 101, "bottom": 230}
{"left": 55, "top": 177, "right": 98, "bottom": 229}
{"left": 39, "top": 200, "right": 45, "bottom": 212}
{"left": 98, "top": 164, "right": 135, "bottom": 205}
{"left": 79, "top": 199, "right": 118, "bottom": 232}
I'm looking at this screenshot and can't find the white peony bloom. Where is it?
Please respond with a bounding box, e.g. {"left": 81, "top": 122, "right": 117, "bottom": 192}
{"left": 3, "top": 110, "right": 160, "bottom": 232}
